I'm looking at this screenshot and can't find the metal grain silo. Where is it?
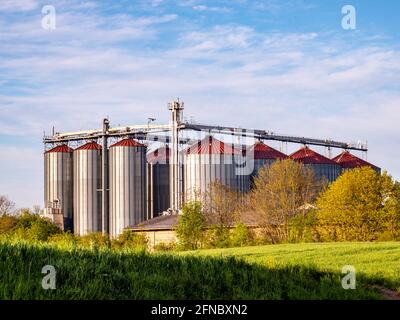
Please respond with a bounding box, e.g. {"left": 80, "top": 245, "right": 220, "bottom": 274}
{"left": 183, "top": 136, "right": 243, "bottom": 201}
{"left": 73, "top": 141, "right": 102, "bottom": 236}
{"left": 109, "top": 138, "right": 147, "bottom": 238}
{"left": 290, "top": 146, "right": 341, "bottom": 182}
{"left": 332, "top": 150, "right": 381, "bottom": 174}
{"left": 244, "top": 141, "right": 287, "bottom": 188}
{"left": 44, "top": 144, "right": 73, "bottom": 230}
{"left": 147, "top": 146, "right": 170, "bottom": 219}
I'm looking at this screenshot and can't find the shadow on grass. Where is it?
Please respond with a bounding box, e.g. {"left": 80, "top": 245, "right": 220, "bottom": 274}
{"left": 0, "top": 242, "right": 387, "bottom": 300}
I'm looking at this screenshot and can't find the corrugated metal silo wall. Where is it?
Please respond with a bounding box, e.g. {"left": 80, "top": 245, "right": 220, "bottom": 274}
{"left": 109, "top": 146, "right": 147, "bottom": 238}
{"left": 308, "top": 163, "right": 342, "bottom": 182}
{"left": 73, "top": 149, "right": 101, "bottom": 235}
{"left": 44, "top": 152, "right": 73, "bottom": 230}
{"left": 147, "top": 162, "right": 170, "bottom": 218}
{"left": 248, "top": 158, "right": 275, "bottom": 187}
{"left": 184, "top": 153, "right": 243, "bottom": 201}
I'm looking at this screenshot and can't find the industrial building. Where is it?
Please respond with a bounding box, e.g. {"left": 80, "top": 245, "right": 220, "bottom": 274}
{"left": 333, "top": 150, "right": 381, "bottom": 174}
{"left": 147, "top": 146, "right": 171, "bottom": 219}
{"left": 183, "top": 136, "right": 248, "bottom": 201}
{"left": 73, "top": 141, "right": 102, "bottom": 235}
{"left": 44, "top": 144, "right": 73, "bottom": 230}
{"left": 244, "top": 141, "right": 288, "bottom": 186}
{"left": 42, "top": 100, "right": 379, "bottom": 237}
{"left": 290, "top": 146, "right": 342, "bottom": 182}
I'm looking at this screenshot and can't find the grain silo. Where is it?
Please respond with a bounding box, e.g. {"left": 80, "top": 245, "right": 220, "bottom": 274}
{"left": 290, "top": 146, "right": 341, "bottom": 182}
{"left": 147, "top": 146, "right": 170, "bottom": 219}
{"left": 332, "top": 150, "right": 381, "bottom": 174}
{"left": 109, "top": 138, "right": 147, "bottom": 238}
{"left": 44, "top": 144, "right": 73, "bottom": 230}
{"left": 73, "top": 141, "right": 102, "bottom": 236}
{"left": 245, "top": 141, "right": 287, "bottom": 187}
{"left": 183, "top": 136, "right": 244, "bottom": 201}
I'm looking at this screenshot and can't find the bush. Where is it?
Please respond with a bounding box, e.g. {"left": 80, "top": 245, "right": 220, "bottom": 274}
{"left": 0, "top": 215, "right": 18, "bottom": 234}
{"left": 78, "top": 232, "right": 111, "bottom": 250}
{"left": 153, "top": 242, "right": 176, "bottom": 252}
{"left": 231, "top": 223, "right": 254, "bottom": 247}
{"left": 175, "top": 201, "right": 206, "bottom": 250}
{"left": 6, "top": 212, "right": 62, "bottom": 242}
{"left": 205, "top": 225, "right": 231, "bottom": 248}
{"left": 288, "top": 210, "right": 317, "bottom": 243}
{"left": 48, "top": 232, "right": 77, "bottom": 249}
{"left": 112, "top": 231, "right": 148, "bottom": 251}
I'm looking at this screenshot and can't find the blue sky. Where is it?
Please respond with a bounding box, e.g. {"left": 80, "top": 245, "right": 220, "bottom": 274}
{"left": 0, "top": 0, "right": 399, "bottom": 208}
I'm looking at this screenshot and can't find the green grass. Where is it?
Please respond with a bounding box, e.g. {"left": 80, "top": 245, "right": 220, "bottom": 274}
{"left": 183, "top": 242, "right": 400, "bottom": 295}
{"left": 1, "top": 241, "right": 398, "bottom": 299}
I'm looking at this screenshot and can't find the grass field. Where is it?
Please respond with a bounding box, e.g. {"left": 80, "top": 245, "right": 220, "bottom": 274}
{"left": 184, "top": 242, "right": 400, "bottom": 297}
{"left": 0, "top": 241, "right": 399, "bottom": 299}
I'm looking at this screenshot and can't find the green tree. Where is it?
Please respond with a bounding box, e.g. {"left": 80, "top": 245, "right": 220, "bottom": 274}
{"left": 250, "top": 158, "right": 322, "bottom": 243}
{"left": 175, "top": 201, "right": 206, "bottom": 250}
{"left": 316, "top": 167, "right": 400, "bottom": 241}
{"left": 6, "top": 211, "right": 62, "bottom": 242}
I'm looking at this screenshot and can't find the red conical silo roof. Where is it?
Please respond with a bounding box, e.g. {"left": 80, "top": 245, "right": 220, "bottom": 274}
{"left": 185, "top": 136, "right": 240, "bottom": 155}
{"left": 245, "top": 141, "right": 287, "bottom": 160}
{"left": 75, "top": 141, "right": 102, "bottom": 151}
{"left": 109, "top": 138, "right": 145, "bottom": 148}
{"left": 332, "top": 150, "right": 378, "bottom": 170}
{"left": 290, "top": 146, "right": 336, "bottom": 165}
{"left": 147, "top": 146, "right": 170, "bottom": 163}
{"left": 45, "top": 144, "right": 74, "bottom": 154}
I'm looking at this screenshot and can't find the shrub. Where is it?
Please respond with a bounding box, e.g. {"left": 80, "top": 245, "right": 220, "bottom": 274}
{"left": 48, "top": 232, "right": 77, "bottom": 249}
{"left": 78, "top": 232, "right": 111, "bottom": 250}
{"left": 7, "top": 212, "right": 62, "bottom": 242}
{"left": 231, "top": 223, "right": 254, "bottom": 247}
{"left": 153, "top": 242, "right": 176, "bottom": 252}
{"left": 205, "top": 225, "right": 231, "bottom": 248}
{"left": 0, "top": 215, "right": 18, "bottom": 234}
{"left": 175, "top": 201, "right": 206, "bottom": 250}
{"left": 112, "top": 231, "right": 148, "bottom": 251}
{"left": 288, "top": 210, "right": 317, "bottom": 243}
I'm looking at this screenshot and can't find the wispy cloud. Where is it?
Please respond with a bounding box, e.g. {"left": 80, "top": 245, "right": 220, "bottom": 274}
{"left": 0, "top": 0, "right": 39, "bottom": 12}
{"left": 0, "top": 1, "right": 399, "bottom": 207}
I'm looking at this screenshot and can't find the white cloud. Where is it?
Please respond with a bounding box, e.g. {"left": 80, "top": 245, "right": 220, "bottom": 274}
{"left": 192, "top": 5, "right": 231, "bottom": 13}
{"left": 0, "top": 0, "right": 38, "bottom": 12}
{"left": 1, "top": 6, "right": 400, "bottom": 208}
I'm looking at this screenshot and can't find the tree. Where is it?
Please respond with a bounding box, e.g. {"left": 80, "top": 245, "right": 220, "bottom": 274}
{"left": 0, "top": 195, "right": 15, "bottom": 216}
{"left": 316, "top": 167, "right": 400, "bottom": 241}
{"left": 201, "top": 181, "right": 242, "bottom": 247}
{"left": 250, "top": 158, "right": 322, "bottom": 243}
{"left": 203, "top": 181, "right": 240, "bottom": 227}
{"left": 175, "top": 201, "right": 206, "bottom": 250}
